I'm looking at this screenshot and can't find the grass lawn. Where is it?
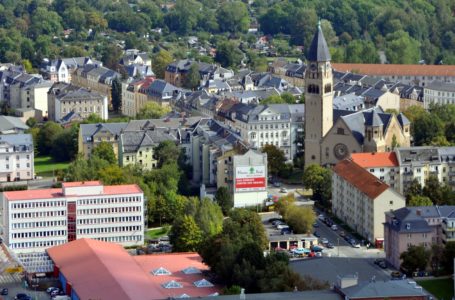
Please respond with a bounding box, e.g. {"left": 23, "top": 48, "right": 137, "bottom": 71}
{"left": 145, "top": 226, "right": 171, "bottom": 240}
{"left": 35, "top": 156, "right": 70, "bottom": 177}
{"left": 417, "top": 277, "right": 453, "bottom": 300}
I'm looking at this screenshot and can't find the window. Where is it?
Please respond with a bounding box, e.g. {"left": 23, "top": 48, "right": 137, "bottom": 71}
{"left": 337, "top": 128, "right": 345, "bottom": 135}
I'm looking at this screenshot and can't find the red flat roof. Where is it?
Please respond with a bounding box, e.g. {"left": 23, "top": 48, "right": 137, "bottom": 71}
{"left": 47, "top": 239, "right": 220, "bottom": 300}
{"left": 350, "top": 152, "right": 399, "bottom": 168}
{"left": 62, "top": 181, "right": 101, "bottom": 187}
{"left": 333, "top": 159, "right": 389, "bottom": 199}
{"left": 3, "top": 184, "right": 142, "bottom": 201}
{"left": 333, "top": 63, "right": 455, "bottom": 77}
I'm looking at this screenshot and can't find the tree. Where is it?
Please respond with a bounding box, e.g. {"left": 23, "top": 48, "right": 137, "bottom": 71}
{"left": 169, "top": 215, "right": 203, "bottom": 252}
{"left": 91, "top": 141, "right": 116, "bottom": 165}
{"left": 285, "top": 205, "right": 315, "bottom": 234}
{"left": 275, "top": 193, "right": 296, "bottom": 219}
{"left": 137, "top": 102, "right": 171, "bottom": 119}
{"left": 26, "top": 117, "right": 37, "bottom": 128}
{"left": 183, "top": 63, "right": 200, "bottom": 89}
{"left": 400, "top": 245, "right": 430, "bottom": 272}
{"left": 385, "top": 30, "right": 421, "bottom": 64}
{"left": 216, "top": 1, "right": 250, "bottom": 34}
{"left": 152, "top": 50, "right": 173, "bottom": 79}
{"left": 37, "top": 121, "right": 63, "bottom": 155}
{"left": 302, "top": 164, "right": 332, "bottom": 205}
{"left": 412, "top": 113, "right": 444, "bottom": 146}
{"left": 261, "top": 144, "right": 286, "bottom": 177}
{"left": 422, "top": 175, "right": 443, "bottom": 204}
{"left": 408, "top": 195, "right": 433, "bottom": 206}
{"left": 214, "top": 41, "right": 243, "bottom": 69}
{"left": 261, "top": 95, "right": 285, "bottom": 104}
{"left": 442, "top": 242, "right": 455, "bottom": 274}
{"left": 195, "top": 198, "right": 223, "bottom": 237}
{"left": 154, "top": 140, "right": 180, "bottom": 168}
{"left": 51, "top": 125, "right": 78, "bottom": 162}
{"left": 345, "top": 40, "right": 379, "bottom": 63}
{"left": 405, "top": 178, "right": 422, "bottom": 200}
{"left": 215, "top": 186, "right": 233, "bottom": 215}
{"left": 111, "top": 77, "right": 122, "bottom": 113}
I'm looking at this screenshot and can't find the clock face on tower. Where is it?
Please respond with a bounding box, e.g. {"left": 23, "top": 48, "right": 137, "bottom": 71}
{"left": 334, "top": 143, "right": 348, "bottom": 160}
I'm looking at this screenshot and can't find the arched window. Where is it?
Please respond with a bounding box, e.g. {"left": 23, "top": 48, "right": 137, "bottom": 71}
{"left": 307, "top": 84, "right": 320, "bottom": 94}
{"left": 324, "top": 84, "right": 332, "bottom": 93}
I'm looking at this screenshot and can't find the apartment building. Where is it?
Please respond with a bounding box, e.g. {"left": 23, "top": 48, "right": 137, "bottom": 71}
{"left": 0, "top": 134, "right": 34, "bottom": 182}
{"left": 218, "top": 103, "right": 304, "bottom": 160}
{"left": 78, "top": 122, "right": 128, "bottom": 159}
{"left": 332, "top": 159, "right": 406, "bottom": 246}
{"left": 1, "top": 181, "right": 144, "bottom": 254}
{"left": 384, "top": 205, "right": 455, "bottom": 269}
{"left": 40, "top": 57, "right": 102, "bottom": 83}
{"left": 121, "top": 77, "right": 155, "bottom": 117}
{"left": 423, "top": 80, "right": 455, "bottom": 108}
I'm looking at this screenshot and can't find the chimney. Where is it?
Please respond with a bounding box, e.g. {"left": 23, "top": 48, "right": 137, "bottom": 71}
{"left": 416, "top": 209, "right": 421, "bottom": 216}
{"left": 239, "top": 288, "right": 246, "bottom": 300}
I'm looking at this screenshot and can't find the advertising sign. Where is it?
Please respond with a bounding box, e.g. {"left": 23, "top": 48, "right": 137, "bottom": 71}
{"left": 235, "top": 165, "right": 266, "bottom": 192}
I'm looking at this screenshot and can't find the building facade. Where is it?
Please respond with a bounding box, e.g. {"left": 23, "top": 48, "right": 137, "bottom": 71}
{"left": 0, "top": 134, "right": 34, "bottom": 182}
{"left": 332, "top": 159, "right": 406, "bottom": 245}
{"left": 423, "top": 80, "right": 455, "bottom": 108}
{"left": 78, "top": 122, "right": 128, "bottom": 159}
{"left": 1, "top": 181, "right": 144, "bottom": 254}
{"left": 121, "top": 77, "right": 155, "bottom": 117}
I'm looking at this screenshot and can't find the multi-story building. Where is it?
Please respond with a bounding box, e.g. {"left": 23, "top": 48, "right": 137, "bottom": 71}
{"left": 332, "top": 158, "right": 406, "bottom": 246}
{"left": 0, "top": 116, "right": 28, "bottom": 134}
{"left": 0, "top": 134, "right": 34, "bottom": 182}
{"left": 48, "top": 82, "right": 108, "bottom": 122}
{"left": 78, "top": 122, "right": 128, "bottom": 159}
{"left": 217, "top": 149, "right": 268, "bottom": 207}
{"left": 219, "top": 103, "right": 304, "bottom": 160}
{"left": 384, "top": 205, "right": 455, "bottom": 269}
{"left": 1, "top": 181, "right": 144, "bottom": 254}
{"left": 423, "top": 80, "right": 455, "bottom": 108}
{"left": 40, "top": 57, "right": 102, "bottom": 83}
{"left": 120, "top": 49, "right": 151, "bottom": 67}
{"left": 333, "top": 63, "right": 455, "bottom": 87}
{"left": 121, "top": 77, "right": 155, "bottom": 117}
{"left": 71, "top": 64, "right": 120, "bottom": 104}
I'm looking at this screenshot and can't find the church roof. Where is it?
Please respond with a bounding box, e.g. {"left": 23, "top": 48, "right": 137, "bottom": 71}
{"left": 307, "top": 22, "right": 331, "bottom": 62}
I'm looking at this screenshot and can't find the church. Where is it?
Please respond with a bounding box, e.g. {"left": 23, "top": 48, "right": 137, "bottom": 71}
{"left": 304, "top": 23, "right": 411, "bottom": 166}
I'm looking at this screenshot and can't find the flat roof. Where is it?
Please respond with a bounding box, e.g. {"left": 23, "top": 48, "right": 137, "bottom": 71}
{"left": 333, "top": 63, "right": 455, "bottom": 77}
{"left": 47, "top": 239, "right": 220, "bottom": 300}
{"left": 3, "top": 184, "right": 143, "bottom": 201}
{"left": 62, "top": 181, "right": 101, "bottom": 187}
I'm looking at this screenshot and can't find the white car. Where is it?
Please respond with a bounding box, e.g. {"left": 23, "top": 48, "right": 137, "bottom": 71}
{"left": 277, "top": 224, "right": 289, "bottom": 230}
{"left": 318, "top": 214, "right": 325, "bottom": 221}
{"left": 331, "top": 224, "right": 338, "bottom": 231}
{"left": 315, "top": 252, "right": 323, "bottom": 257}
{"left": 351, "top": 241, "right": 361, "bottom": 248}
{"left": 320, "top": 238, "right": 329, "bottom": 244}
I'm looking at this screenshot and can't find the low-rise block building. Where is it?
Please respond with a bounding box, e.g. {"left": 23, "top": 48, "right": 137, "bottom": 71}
{"left": 0, "top": 134, "right": 34, "bottom": 182}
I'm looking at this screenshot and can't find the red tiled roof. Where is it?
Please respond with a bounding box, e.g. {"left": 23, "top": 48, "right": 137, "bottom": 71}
{"left": 47, "top": 239, "right": 220, "bottom": 300}
{"left": 333, "top": 63, "right": 455, "bottom": 77}
{"left": 62, "top": 181, "right": 101, "bottom": 187}
{"left": 333, "top": 159, "right": 389, "bottom": 199}
{"left": 3, "top": 184, "right": 142, "bottom": 201}
{"left": 350, "top": 152, "right": 399, "bottom": 168}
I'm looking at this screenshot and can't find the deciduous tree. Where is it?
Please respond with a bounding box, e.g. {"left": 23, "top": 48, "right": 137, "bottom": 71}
{"left": 91, "top": 141, "right": 116, "bottom": 165}
{"left": 215, "top": 186, "right": 233, "bottom": 215}
{"left": 261, "top": 144, "right": 286, "bottom": 177}
{"left": 170, "top": 215, "right": 203, "bottom": 252}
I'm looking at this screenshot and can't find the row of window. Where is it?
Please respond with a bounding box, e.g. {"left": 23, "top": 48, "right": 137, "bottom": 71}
{"left": 12, "top": 230, "right": 66, "bottom": 239}
{"left": 12, "top": 220, "right": 66, "bottom": 229}
{"left": 62, "top": 106, "right": 102, "bottom": 113}
{"left": 77, "top": 216, "right": 142, "bottom": 225}
{"left": 246, "top": 123, "right": 290, "bottom": 130}
{"left": 12, "top": 211, "right": 65, "bottom": 219}
{"left": 10, "top": 240, "right": 66, "bottom": 249}
{"left": 94, "top": 235, "right": 142, "bottom": 243}
{"left": 12, "top": 201, "right": 65, "bottom": 209}
{"left": 77, "top": 206, "right": 141, "bottom": 215}
{"left": 250, "top": 131, "right": 288, "bottom": 139}
{"left": 2, "top": 155, "right": 31, "bottom": 160}
{"left": 2, "top": 163, "right": 31, "bottom": 169}
{"left": 78, "top": 225, "right": 141, "bottom": 235}
{"left": 77, "top": 196, "right": 142, "bottom": 206}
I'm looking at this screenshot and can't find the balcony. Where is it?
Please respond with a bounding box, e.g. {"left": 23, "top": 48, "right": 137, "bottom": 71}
{"left": 442, "top": 235, "right": 455, "bottom": 243}
{"left": 442, "top": 222, "right": 455, "bottom": 232}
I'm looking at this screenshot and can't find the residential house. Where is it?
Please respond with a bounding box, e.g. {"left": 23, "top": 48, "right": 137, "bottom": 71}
{"left": 78, "top": 122, "right": 128, "bottom": 159}
{"left": 40, "top": 57, "right": 102, "bottom": 83}
{"left": 0, "top": 134, "right": 34, "bottom": 182}
{"left": 332, "top": 158, "right": 406, "bottom": 246}
{"left": 0, "top": 116, "right": 28, "bottom": 134}
{"left": 146, "top": 79, "right": 185, "bottom": 106}
{"left": 384, "top": 205, "right": 455, "bottom": 269}
{"left": 120, "top": 49, "right": 151, "bottom": 67}
{"left": 121, "top": 77, "right": 155, "bottom": 117}
{"left": 47, "top": 82, "right": 108, "bottom": 122}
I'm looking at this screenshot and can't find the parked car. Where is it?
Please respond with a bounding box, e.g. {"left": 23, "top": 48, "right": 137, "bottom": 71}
{"left": 273, "top": 181, "right": 281, "bottom": 187}
{"left": 47, "top": 288, "right": 58, "bottom": 294}
{"left": 313, "top": 231, "right": 320, "bottom": 237}
{"left": 331, "top": 224, "right": 338, "bottom": 231}
{"left": 0, "top": 288, "right": 7, "bottom": 295}
{"left": 268, "top": 218, "right": 282, "bottom": 224}
{"left": 272, "top": 220, "right": 285, "bottom": 226}
{"left": 15, "top": 294, "right": 31, "bottom": 300}
{"left": 350, "top": 240, "right": 361, "bottom": 248}
{"left": 276, "top": 224, "right": 289, "bottom": 230}
{"left": 320, "top": 238, "right": 329, "bottom": 244}
{"left": 315, "top": 251, "right": 323, "bottom": 257}
{"left": 312, "top": 222, "right": 319, "bottom": 228}
{"left": 281, "top": 227, "right": 292, "bottom": 235}
{"left": 391, "top": 271, "right": 406, "bottom": 280}
{"left": 279, "top": 187, "right": 288, "bottom": 193}
{"left": 318, "top": 214, "right": 325, "bottom": 221}
{"left": 339, "top": 230, "right": 346, "bottom": 238}
{"left": 326, "top": 243, "right": 334, "bottom": 249}
{"left": 374, "top": 259, "right": 387, "bottom": 269}
{"left": 311, "top": 245, "right": 324, "bottom": 252}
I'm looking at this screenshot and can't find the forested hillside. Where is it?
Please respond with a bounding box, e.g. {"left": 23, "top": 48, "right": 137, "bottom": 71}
{"left": 0, "top": 0, "right": 454, "bottom": 69}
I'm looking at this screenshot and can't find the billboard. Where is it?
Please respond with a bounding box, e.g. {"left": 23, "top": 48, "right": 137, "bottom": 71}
{"left": 235, "top": 165, "right": 266, "bottom": 192}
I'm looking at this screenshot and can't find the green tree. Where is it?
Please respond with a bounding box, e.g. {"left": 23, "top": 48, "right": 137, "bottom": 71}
{"left": 154, "top": 140, "right": 180, "bottom": 168}
{"left": 261, "top": 95, "right": 285, "bottom": 104}
{"left": 50, "top": 125, "right": 78, "bottom": 162}
{"left": 442, "top": 242, "right": 455, "bottom": 274}
{"left": 275, "top": 193, "right": 296, "bottom": 220}
{"left": 26, "top": 117, "right": 37, "bottom": 128}
{"left": 170, "top": 215, "right": 203, "bottom": 252}
{"left": 412, "top": 113, "right": 444, "bottom": 146}
{"left": 91, "top": 141, "right": 116, "bottom": 165}
{"left": 111, "top": 77, "right": 122, "bottom": 113}
{"left": 137, "top": 102, "right": 171, "bottom": 119}
{"left": 345, "top": 40, "right": 379, "bottom": 63}
{"left": 405, "top": 178, "right": 422, "bottom": 200}
{"left": 164, "top": 0, "right": 201, "bottom": 35}
{"left": 195, "top": 198, "right": 223, "bottom": 237}
{"left": 214, "top": 186, "right": 233, "bottom": 215}
{"left": 285, "top": 205, "right": 315, "bottom": 234}
{"left": 214, "top": 41, "right": 243, "bottom": 69}
{"left": 216, "top": 1, "right": 250, "bottom": 34}
{"left": 385, "top": 30, "right": 421, "bottom": 64}
{"left": 183, "top": 63, "right": 200, "bottom": 89}
{"left": 261, "top": 144, "right": 286, "bottom": 177}
{"left": 400, "top": 245, "right": 430, "bottom": 272}
{"left": 302, "top": 164, "right": 332, "bottom": 205}
{"left": 37, "top": 121, "right": 63, "bottom": 155}
{"left": 152, "top": 50, "right": 173, "bottom": 79}
{"left": 408, "top": 195, "right": 433, "bottom": 206}
{"left": 422, "top": 175, "right": 443, "bottom": 204}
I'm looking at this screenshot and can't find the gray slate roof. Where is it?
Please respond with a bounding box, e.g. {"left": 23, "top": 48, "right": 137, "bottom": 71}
{"left": 341, "top": 280, "right": 429, "bottom": 298}
{"left": 80, "top": 123, "right": 128, "bottom": 144}
{"left": 0, "top": 133, "right": 33, "bottom": 151}
{"left": 0, "top": 116, "right": 28, "bottom": 133}
{"left": 188, "top": 290, "right": 341, "bottom": 300}
{"left": 120, "top": 129, "right": 177, "bottom": 153}
{"left": 307, "top": 23, "right": 331, "bottom": 62}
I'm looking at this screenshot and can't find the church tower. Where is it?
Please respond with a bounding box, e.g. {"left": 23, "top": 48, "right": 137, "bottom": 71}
{"left": 304, "top": 21, "right": 334, "bottom": 166}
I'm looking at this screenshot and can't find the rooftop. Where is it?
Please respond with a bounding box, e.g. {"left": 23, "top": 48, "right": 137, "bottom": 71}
{"left": 333, "top": 159, "right": 390, "bottom": 199}
{"left": 333, "top": 63, "right": 455, "bottom": 77}
{"left": 340, "top": 280, "right": 429, "bottom": 299}
{"left": 350, "top": 152, "right": 399, "bottom": 168}
{"left": 307, "top": 22, "right": 331, "bottom": 62}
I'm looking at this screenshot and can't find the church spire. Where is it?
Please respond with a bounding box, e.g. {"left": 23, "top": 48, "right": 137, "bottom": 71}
{"left": 307, "top": 21, "right": 331, "bottom": 62}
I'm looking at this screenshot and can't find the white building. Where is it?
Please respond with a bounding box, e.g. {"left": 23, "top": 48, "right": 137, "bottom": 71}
{"left": 332, "top": 159, "right": 406, "bottom": 246}
{"left": 0, "top": 134, "right": 34, "bottom": 182}
{"left": 423, "top": 80, "right": 455, "bottom": 108}
{"left": 1, "top": 181, "right": 144, "bottom": 254}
